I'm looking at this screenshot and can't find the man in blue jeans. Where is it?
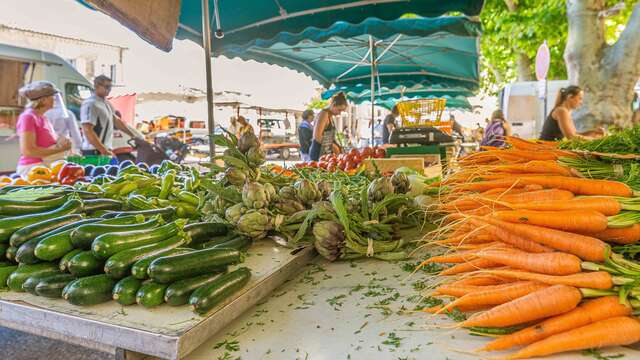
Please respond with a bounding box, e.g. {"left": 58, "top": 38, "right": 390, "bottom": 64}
{"left": 298, "top": 110, "right": 314, "bottom": 162}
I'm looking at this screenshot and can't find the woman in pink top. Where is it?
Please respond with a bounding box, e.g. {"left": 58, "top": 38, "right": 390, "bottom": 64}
{"left": 16, "top": 81, "right": 70, "bottom": 177}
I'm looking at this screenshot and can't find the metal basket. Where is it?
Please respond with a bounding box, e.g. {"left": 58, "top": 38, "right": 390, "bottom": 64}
{"left": 396, "top": 98, "right": 452, "bottom": 134}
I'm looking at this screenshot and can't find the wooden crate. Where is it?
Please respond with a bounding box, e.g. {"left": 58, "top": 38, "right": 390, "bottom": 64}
{"left": 362, "top": 157, "right": 424, "bottom": 174}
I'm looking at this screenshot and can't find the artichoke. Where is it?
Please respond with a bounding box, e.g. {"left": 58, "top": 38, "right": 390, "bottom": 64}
{"left": 367, "top": 177, "right": 394, "bottom": 202}
{"left": 224, "top": 167, "right": 247, "bottom": 186}
{"left": 278, "top": 186, "right": 298, "bottom": 201}
{"left": 263, "top": 182, "right": 277, "bottom": 202}
{"left": 274, "top": 199, "right": 305, "bottom": 215}
{"left": 237, "top": 132, "right": 259, "bottom": 154}
{"left": 206, "top": 195, "right": 230, "bottom": 216}
{"left": 236, "top": 210, "right": 271, "bottom": 239}
{"left": 312, "top": 221, "right": 345, "bottom": 261}
{"left": 225, "top": 203, "right": 246, "bottom": 224}
{"left": 246, "top": 146, "right": 266, "bottom": 166}
{"left": 391, "top": 172, "right": 411, "bottom": 194}
{"left": 294, "top": 179, "right": 322, "bottom": 206}
{"left": 317, "top": 180, "right": 333, "bottom": 200}
{"left": 242, "top": 182, "right": 268, "bottom": 209}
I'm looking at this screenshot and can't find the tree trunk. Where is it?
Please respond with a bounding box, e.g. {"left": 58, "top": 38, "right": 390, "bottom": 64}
{"left": 565, "top": 0, "right": 640, "bottom": 129}
{"left": 516, "top": 52, "right": 534, "bottom": 81}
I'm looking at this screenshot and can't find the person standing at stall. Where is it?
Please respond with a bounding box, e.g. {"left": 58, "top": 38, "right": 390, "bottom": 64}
{"left": 540, "top": 85, "right": 605, "bottom": 140}
{"left": 235, "top": 115, "right": 254, "bottom": 139}
{"left": 481, "top": 109, "right": 512, "bottom": 148}
{"left": 309, "top": 92, "right": 348, "bottom": 161}
{"left": 15, "top": 81, "right": 71, "bottom": 177}
{"left": 80, "top": 75, "right": 138, "bottom": 156}
{"left": 382, "top": 105, "right": 399, "bottom": 144}
{"left": 298, "top": 110, "right": 314, "bottom": 162}
{"left": 45, "top": 95, "right": 82, "bottom": 154}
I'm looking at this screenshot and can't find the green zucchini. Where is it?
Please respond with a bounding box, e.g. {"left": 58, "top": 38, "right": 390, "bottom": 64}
{"left": 102, "top": 206, "right": 176, "bottom": 220}
{"left": 0, "top": 199, "right": 82, "bottom": 243}
{"left": 36, "top": 274, "right": 76, "bottom": 298}
{"left": 131, "top": 248, "right": 192, "bottom": 280}
{"left": 207, "top": 236, "right": 252, "bottom": 252}
{"left": 67, "top": 251, "right": 104, "bottom": 277}
{"left": 63, "top": 274, "right": 116, "bottom": 306}
{"left": 165, "top": 272, "right": 225, "bottom": 306}
{"left": 34, "top": 229, "right": 75, "bottom": 261}
{"left": 15, "top": 237, "right": 42, "bottom": 265}
{"left": 148, "top": 248, "right": 240, "bottom": 284}
{"left": 104, "top": 235, "right": 186, "bottom": 279}
{"left": 189, "top": 267, "right": 251, "bottom": 314}
{"left": 7, "top": 263, "right": 59, "bottom": 291}
{"left": 192, "top": 234, "right": 237, "bottom": 250}
{"left": 27, "top": 218, "right": 103, "bottom": 247}
{"left": 59, "top": 249, "right": 83, "bottom": 271}
{"left": 70, "top": 216, "right": 156, "bottom": 250}
{"left": 136, "top": 281, "right": 169, "bottom": 308}
{"left": 112, "top": 276, "right": 143, "bottom": 305}
{"left": 0, "top": 196, "right": 68, "bottom": 216}
{"left": 5, "top": 246, "right": 17, "bottom": 263}
{"left": 22, "top": 272, "right": 62, "bottom": 295}
{"left": 0, "top": 265, "right": 17, "bottom": 288}
{"left": 9, "top": 214, "right": 84, "bottom": 248}
{"left": 92, "top": 220, "right": 185, "bottom": 260}
{"left": 184, "top": 222, "right": 230, "bottom": 246}
{"left": 82, "top": 198, "right": 123, "bottom": 213}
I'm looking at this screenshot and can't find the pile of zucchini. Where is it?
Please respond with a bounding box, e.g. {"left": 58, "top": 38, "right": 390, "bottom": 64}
{"left": 0, "top": 193, "right": 252, "bottom": 315}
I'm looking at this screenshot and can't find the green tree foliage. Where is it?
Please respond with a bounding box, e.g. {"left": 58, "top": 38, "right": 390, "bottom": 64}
{"left": 306, "top": 97, "right": 329, "bottom": 110}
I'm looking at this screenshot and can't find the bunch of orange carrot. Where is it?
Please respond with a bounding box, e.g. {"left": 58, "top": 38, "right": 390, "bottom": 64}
{"left": 420, "top": 139, "right": 640, "bottom": 359}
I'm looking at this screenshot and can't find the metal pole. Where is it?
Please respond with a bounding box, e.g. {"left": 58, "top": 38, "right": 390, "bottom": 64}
{"left": 201, "top": 0, "right": 216, "bottom": 164}
{"left": 369, "top": 36, "right": 377, "bottom": 147}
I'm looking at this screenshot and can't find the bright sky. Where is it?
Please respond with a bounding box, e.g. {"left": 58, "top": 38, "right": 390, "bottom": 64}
{"left": 0, "top": 0, "right": 319, "bottom": 109}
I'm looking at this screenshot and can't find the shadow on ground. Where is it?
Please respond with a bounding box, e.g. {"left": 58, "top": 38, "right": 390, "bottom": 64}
{"left": 0, "top": 327, "right": 112, "bottom": 360}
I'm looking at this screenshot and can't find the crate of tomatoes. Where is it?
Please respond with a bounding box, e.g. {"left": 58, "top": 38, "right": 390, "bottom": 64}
{"left": 295, "top": 146, "right": 386, "bottom": 172}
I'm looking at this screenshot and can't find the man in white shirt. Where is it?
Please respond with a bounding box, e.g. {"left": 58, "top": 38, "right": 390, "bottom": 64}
{"left": 45, "top": 95, "right": 82, "bottom": 154}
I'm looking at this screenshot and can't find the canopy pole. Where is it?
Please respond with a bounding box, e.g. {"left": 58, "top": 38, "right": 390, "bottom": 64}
{"left": 202, "top": 0, "right": 216, "bottom": 165}
{"left": 369, "top": 36, "right": 377, "bottom": 147}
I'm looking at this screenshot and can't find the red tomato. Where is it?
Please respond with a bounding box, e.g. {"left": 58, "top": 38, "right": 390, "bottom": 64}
{"left": 361, "top": 147, "right": 373, "bottom": 156}
{"left": 308, "top": 161, "right": 318, "bottom": 168}
{"left": 338, "top": 160, "right": 346, "bottom": 170}
{"left": 327, "top": 163, "right": 336, "bottom": 172}
{"left": 337, "top": 153, "right": 346, "bottom": 162}
{"left": 318, "top": 161, "right": 328, "bottom": 170}
{"left": 351, "top": 154, "right": 361, "bottom": 164}
{"left": 374, "top": 147, "right": 386, "bottom": 158}
{"left": 345, "top": 161, "right": 355, "bottom": 170}
{"left": 348, "top": 148, "right": 359, "bottom": 158}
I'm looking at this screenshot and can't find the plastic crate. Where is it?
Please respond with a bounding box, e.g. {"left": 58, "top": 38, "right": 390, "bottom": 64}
{"left": 66, "top": 155, "right": 114, "bottom": 166}
{"left": 396, "top": 98, "right": 452, "bottom": 134}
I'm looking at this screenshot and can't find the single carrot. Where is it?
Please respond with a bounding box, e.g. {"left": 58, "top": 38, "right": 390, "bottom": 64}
{"left": 461, "top": 285, "right": 582, "bottom": 328}
{"left": 505, "top": 136, "right": 557, "bottom": 151}
{"left": 491, "top": 209, "right": 608, "bottom": 233}
{"left": 480, "top": 296, "right": 631, "bottom": 352}
{"left": 437, "top": 281, "right": 549, "bottom": 313}
{"left": 434, "top": 233, "right": 495, "bottom": 246}
{"left": 448, "top": 274, "right": 514, "bottom": 287}
{"left": 508, "top": 196, "right": 622, "bottom": 216}
{"left": 455, "top": 176, "right": 632, "bottom": 197}
{"left": 481, "top": 187, "right": 528, "bottom": 196}
{"left": 443, "top": 189, "right": 574, "bottom": 211}
{"left": 491, "top": 160, "right": 573, "bottom": 177}
{"left": 589, "top": 224, "right": 640, "bottom": 245}
{"left": 477, "top": 216, "right": 608, "bottom": 262}
{"left": 475, "top": 248, "right": 582, "bottom": 276}
{"left": 465, "top": 217, "right": 554, "bottom": 254}
{"left": 480, "top": 269, "right": 613, "bottom": 290}
{"left": 505, "top": 316, "right": 640, "bottom": 360}
{"left": 432, "top": 284, "right": 490, "bottom": 297}
{"left": 421, "top": 250, "right": 478, "bottom": 265}
{"left": 439, "top": 258, "right": 501, "bottom": 276}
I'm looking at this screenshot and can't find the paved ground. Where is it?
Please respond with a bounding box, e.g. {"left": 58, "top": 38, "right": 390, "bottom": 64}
{"left": 0, "top": 327, "right": 111, "bottom": 360}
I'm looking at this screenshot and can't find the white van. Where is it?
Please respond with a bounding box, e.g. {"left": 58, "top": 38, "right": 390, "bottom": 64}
{"left": 0, "top": 43, "right": 141, "bottom": 172}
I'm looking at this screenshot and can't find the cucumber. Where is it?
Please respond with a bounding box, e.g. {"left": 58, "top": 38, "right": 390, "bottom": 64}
{"left": 68, "top": 251, "right": 104, "bottom": 277}
{"left": 0, "top": 199, "right": 82, "bottom": 243}
{"left": 63, "top": 274, "right": 116, "bottom": 306}
{"left": 0, "top": 196, "right": 67, "bottom": 216}
{"left": 5, "top": 246, "right": 17, "bottom": 263}
{"left": 131, "top": 248, "right": 192, "bottom": 280}
{"left": 9, "top": 214, "right": 84, "bottom": 248}
{"left": 148, "top": 248, "right": 240, "bottom": 284}
{"left": 7, "top": 263, "right": 59, "bottom": 291}
{"left": 189, "top": 267, "right": 251, "bottom": 315}
{"left": 112, "top": 276, "right": 143, "bottom": 305}
{"left": 0, "top": 265, "right": 18, "bottom": 288}
{"left": 93, "top": 220, "right": 185, "bottom": 260}
{"left": 59, "top": 249, "right": 83, "bottom": 271}
{"left": 34, "top": 229, "right": 75, "bottom": 261}
{"left": 184, "top": 222, "right": 230, "bottom": 246}
{"left": 23, "top": 271, "right": 62, "bottom": 295}
{"left": 70, "top": 216, "right": 155, "bottom": 250}
{"left": 102, "top": 206, "right": 176, "bottom": 220}
{"left": 136, "top": 281, "right": 169, "bottom": 308}
{"left": 104, "top": 235, "right": 186, "bottom": 279}
{"left": 15, "top": 237, "right": 42, "bottom": 265}
{"left": 82, "top": 198, "right": 123, "bottom": 213}
{"left": 207, "top": 236, "right": 252, "bottom": 252}
{"left": 36, "top": 274, "right": 76, "bottom": 298}
{"left": 192, "top": 234, "right": 237, "bottom": 250}
{"left": 165, "top": 272, "right": 225, "bottom": 306}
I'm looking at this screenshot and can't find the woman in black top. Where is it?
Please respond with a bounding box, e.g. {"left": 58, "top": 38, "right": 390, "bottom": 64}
{"left": 540, "top": 85, "right": 605, "bottom": 141}
{"left": 382, "top": 106, "right": 399, "bottom": 144}
{"left": 298, "top": 110, "right": 314, "bottom": 161}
